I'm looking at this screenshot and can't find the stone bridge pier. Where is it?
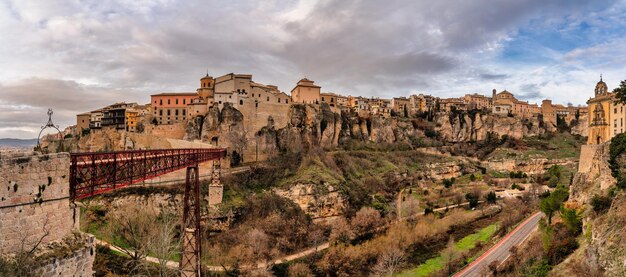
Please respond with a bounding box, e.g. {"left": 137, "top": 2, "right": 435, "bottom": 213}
{"left": 0, "top": 151, "right": 94, "bottom": 276}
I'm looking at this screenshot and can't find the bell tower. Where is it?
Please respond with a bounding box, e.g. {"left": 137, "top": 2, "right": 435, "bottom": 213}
{"left": 197, "top": 73, "right": 215, "bottom": 100}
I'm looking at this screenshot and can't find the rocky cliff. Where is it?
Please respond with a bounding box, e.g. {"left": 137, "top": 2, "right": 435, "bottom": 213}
{"left": 185, "top": 105, "right": 561, "bottom": 156}
{"left": 565, "top": 143, "right": 626, "bottom": 276}
{"left": 436, "top": 112, "right": 553, "bottom": 142}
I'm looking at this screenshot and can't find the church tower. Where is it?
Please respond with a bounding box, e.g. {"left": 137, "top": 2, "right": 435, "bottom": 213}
{"left": 197, "top": 73, "right": 215, "bottom": 101}
{"left": 595, "top": 74, "right": 608, "bottom": 97}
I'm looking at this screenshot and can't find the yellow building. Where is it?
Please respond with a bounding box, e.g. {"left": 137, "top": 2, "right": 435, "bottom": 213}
{"left": 291, "top": 78, "right": 321, "bottom": 104}
{"left": 125, "top": 110, "right": 139, "bottom": 132}
{"left": 587, "top": 77, "right": 626, "bottom": 144}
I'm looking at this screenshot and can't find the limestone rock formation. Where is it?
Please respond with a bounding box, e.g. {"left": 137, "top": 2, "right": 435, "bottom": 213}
{"left": 566, "top": 143, "right": 626, "bottom": 276}
{"left": 436, "top": 113, "right": 546, "bottom": 142}
{"left": 273, "top": 183, "right": 346, "bottom": 219}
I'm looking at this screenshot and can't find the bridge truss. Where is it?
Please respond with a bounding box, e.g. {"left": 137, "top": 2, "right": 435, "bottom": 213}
{"left": 69, "top": 148, "right": 226, "bottom": 200}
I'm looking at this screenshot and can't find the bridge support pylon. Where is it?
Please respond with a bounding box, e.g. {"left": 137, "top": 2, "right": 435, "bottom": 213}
{"left": 208, "top": 159, "right": 222, "bottom": 205}
{"left": 180, "top": 165, "right": 202, "bottom": 277}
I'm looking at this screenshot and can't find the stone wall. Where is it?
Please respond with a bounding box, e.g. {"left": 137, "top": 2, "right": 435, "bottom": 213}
{"left": 0, "top": 150, "right": 94, "bottom": 276}
{"left": 38, "top": 233, "right": 95, "bottom": 277}
{"left": 0, "top": 150, "right": 74, "bottom": 254}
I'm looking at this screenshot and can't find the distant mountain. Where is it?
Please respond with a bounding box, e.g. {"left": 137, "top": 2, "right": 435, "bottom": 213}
{"left": 0, "top": 138, "right": 38, "bottom": 148}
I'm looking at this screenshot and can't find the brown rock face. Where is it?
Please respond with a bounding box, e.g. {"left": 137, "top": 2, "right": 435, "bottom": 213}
{"left": 436, "top": 112, "right": 548, "bottom": 142}
{"left": 184, "top": 105, "right": 566, "bottom": 159}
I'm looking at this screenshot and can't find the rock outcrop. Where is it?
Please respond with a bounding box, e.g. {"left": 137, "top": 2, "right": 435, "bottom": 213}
{"left": 566, "top": 143, "right": 626, "bottom": 276}
{"left": 184, "top": 104, "right": 568, "bottom": 161}
{"left": 273, "top": 183, "right": 346, "bottom": 219}
{"left": 436, "top": 113, "right": 548, "bottom": 142}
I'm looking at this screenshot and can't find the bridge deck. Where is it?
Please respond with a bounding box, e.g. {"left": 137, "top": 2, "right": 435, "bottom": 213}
{"left": 69, "top": 148, "right": 226, "bottom": 200}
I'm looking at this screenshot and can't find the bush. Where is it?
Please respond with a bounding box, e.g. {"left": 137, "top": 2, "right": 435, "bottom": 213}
{"left": 486, "top": 191, "right": 497, "bottom": 204}
{"left": 560, "top": 207, "right": 582, "bottom": 235}
{"left": 609, "top": 133, "right": 626, "bottom": 189}
{"left": 424, "top": 128, "right": 438, "bottom": 138}
{"left": 443, "top": 178, "right": 455, "bottom": 188}
{"left": 465, "top": 192, "right": 479, "bottom": 209}
{"left": 590, "top": 194, "right": 612, "bottom": 214}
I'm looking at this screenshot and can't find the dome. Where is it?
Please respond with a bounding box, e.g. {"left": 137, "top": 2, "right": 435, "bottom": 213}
{"left": 595, "top": 75, "right": 608, "bottom": 96}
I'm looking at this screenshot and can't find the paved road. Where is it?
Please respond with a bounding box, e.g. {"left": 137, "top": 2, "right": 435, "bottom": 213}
{"left": 453, "top": 212, "right": 544, "bottom": 277}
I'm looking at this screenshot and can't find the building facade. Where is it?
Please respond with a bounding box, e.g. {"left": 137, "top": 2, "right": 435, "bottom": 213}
{"left": 150, "top": 93, "right": 197, "bottom": 125}
{"left": 291, "top": 78, "right": 321, "bottom": 104}
{"left": 587, "top": 77, "right": 625, "bottom": 144}
{"left": 76, "top": 113, "right": 91, "bottom": 133}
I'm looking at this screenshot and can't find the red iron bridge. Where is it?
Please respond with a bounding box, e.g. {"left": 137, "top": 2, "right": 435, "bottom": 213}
{"left": 69, "top": 148, "right": 226, "bottom": 200}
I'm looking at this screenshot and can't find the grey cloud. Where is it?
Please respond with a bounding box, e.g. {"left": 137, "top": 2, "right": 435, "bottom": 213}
{"left": 0, "top": 78, "right": 145, "bottom": 138}
{"left": 0, "top": 0, "right": 623, "bottom": 138}
{"left": 480, "top": 73, "right": 509, "bottom": 80}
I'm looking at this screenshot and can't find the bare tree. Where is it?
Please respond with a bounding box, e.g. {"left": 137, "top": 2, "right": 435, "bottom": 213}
{"left": 147, "top": 213, "right": 180, "bottom": 277}
{"left": 6, "top": 217, "right": 52, "bottom": 276}
{"left": 351, "top": 207, "right": 383, "bottom": 236}
{"left": 372, "top": 246, "right": 406, "bottom": 277}
{"left": 105, "top": 205, "right": 156, "bottom": 274}
{"left": 441, "top": 236, "right": 459, "bottom": 275}
{"left": 245, "top": 228, "right": 270, "bottom": 269}
{"left": 453, "top": 192, "right": 464, "bottom": 207}
{"left": 329, "top": 217, "right": 354, "bottom": 244}
{"left": 288, "top": 263, "right": 314, "bottom": 277}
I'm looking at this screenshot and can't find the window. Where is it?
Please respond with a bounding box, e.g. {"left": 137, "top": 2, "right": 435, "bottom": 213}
{"left": 267, "top": 97, "right": 270, "bottom": 102}
{"left": 278, "top": 98, "right": 281, "bottom": 103}
{"left": 229, "top": 95, "right": 232, "bottom": 99}
{"left": 159, "top": 110, "right": 163, "bottom": 116}
{"left": 240, "top": 100, "right": 243, "bottom": 105}
{"left": 176, "top": 99, "right": 179, "bottom": 105}
{"left": 168, "top": 99, "right": 170, "bottom": 105}
{"left": 183, "top": 99, "right": 186, "bottom": 104}
{"left": 160, "top": 99, "right": 163, "bottom": 105}
{"left": 322, "top": 97, "right": 325, "bottom": 101}
{"left": 167, "top": 109, "right": 171, "bottom": 116}
{"left": 175, "top": 109, "right": 179, "bottom": 116}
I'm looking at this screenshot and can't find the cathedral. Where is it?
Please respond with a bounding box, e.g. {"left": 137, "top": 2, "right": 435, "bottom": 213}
{"left": 587, "top": 76, "right": 626, "bottom": 144}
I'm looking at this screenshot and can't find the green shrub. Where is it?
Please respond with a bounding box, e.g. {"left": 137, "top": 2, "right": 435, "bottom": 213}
{"left": 486, "top": 191, "right": 497, "bottom": 204}
{"left": 590, "top": 194, "right": 612, "bottom": 214}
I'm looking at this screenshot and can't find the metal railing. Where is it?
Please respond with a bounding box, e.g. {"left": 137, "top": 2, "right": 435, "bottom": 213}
{"left": 69, "top": 148, "right": 226, "bottom": 200}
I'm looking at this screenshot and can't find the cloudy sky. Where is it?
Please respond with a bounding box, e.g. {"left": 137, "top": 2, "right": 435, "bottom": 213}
{"left": 1, "top": 0, "right": 626, "bottom": 139}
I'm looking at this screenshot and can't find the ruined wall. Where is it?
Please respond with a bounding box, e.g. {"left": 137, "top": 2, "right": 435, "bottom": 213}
{"left": 0, "top": 150, "right": 94, "bottom": 276}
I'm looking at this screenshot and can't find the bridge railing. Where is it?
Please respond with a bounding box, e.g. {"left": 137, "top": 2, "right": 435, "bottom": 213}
{"left": 69, "top": 148, "right": 226, "bottom": 200}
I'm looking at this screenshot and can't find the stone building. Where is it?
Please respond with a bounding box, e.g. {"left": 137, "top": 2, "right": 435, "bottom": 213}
{"left": 89, "top": 109, "right": 103, "bottom": 129}
{"left": 463, "top": 93, "right": 493, "bottom": 110}
{"left": 76, "top": 113, "right": 90, "bottom": 133}
{"left": 439, "top": 97, "right": 467, "bottom": 112}
{"left": 197, "top": 73, "right": 215, "bottom": 101}
{"left": 390, "top": 97, "right": 410, "bottom": 115}
{"left": 320, "top": 92, "right": 339, "bottom": 107}
{"left": 492, "top": 90, "right": 540, "bottom": 118}
{"left": 291, "top": 78, "right": 321, "bottom": 104}
{"left": 150, "top": 93, "right": 197, "bottom": 125}
{"left": 587, "top": 76, "right": 625, "bottom": 144}
{"left": 102, "top": 102, "right": 138, "bottom": 130}
{"left": 409, "top": 94, "right": 435, "bottom": 113}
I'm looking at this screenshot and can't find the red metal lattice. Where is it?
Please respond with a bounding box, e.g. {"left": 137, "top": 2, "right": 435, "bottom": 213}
{"left": 69, "top": 148, "right": 226, "bottom": 200}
